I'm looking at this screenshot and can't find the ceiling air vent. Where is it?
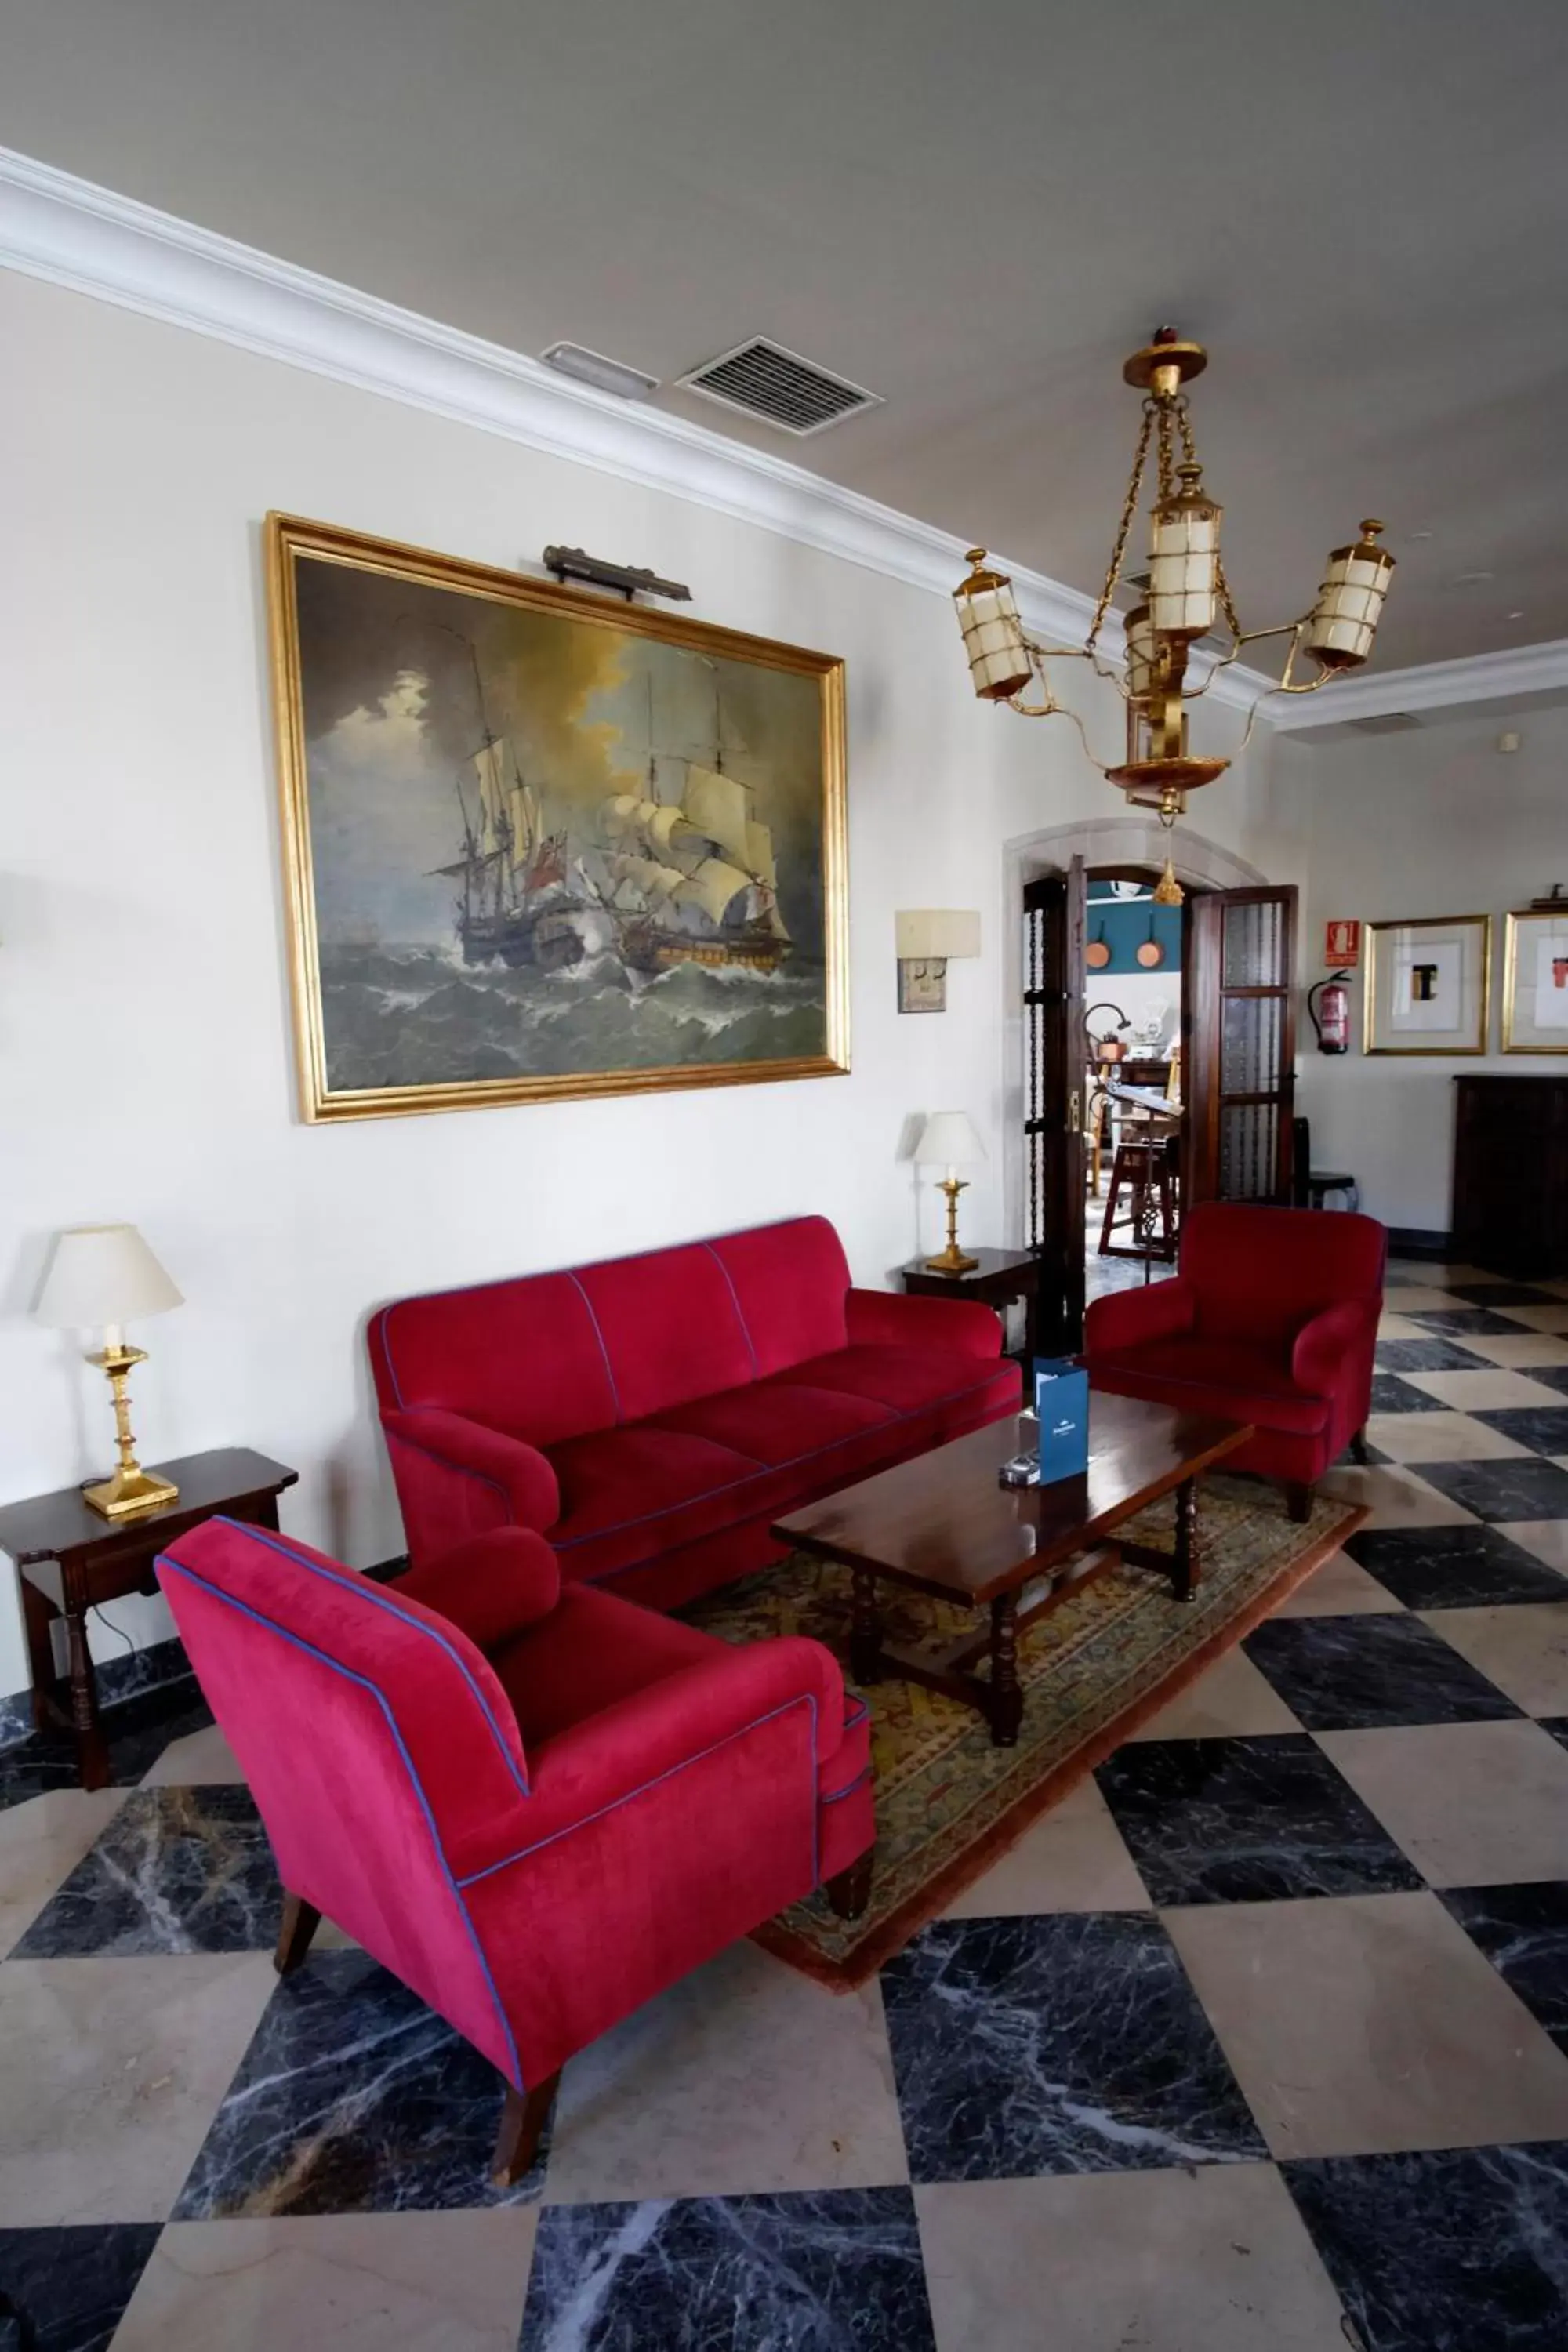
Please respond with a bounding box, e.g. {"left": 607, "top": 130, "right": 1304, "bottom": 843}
{"left": 677, "top": 338, "right": 882, "bottom": 437}
{"left": 1350, "top": 712, "right": 1423, "bottom": 734}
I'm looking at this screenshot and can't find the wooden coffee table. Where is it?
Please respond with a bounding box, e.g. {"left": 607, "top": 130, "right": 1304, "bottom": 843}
{"left": 772, "top": 1393, "right": 1252, "bottom": 1748}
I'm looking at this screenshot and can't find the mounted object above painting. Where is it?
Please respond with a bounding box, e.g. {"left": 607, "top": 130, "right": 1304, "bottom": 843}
{"left": 266, "top": 515, "right": 849, "bottom": 1121}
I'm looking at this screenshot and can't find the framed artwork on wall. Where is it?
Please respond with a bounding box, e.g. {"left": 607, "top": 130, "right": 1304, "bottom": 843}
{"left": 1502, "top": 908, "right": 1568, "bottom": 1054}
{"left": 267, "top": 514, "right": 849, "bottom": 1122}
{"left": 1363, "top": 913, "right": 1492, "bottom": 1055}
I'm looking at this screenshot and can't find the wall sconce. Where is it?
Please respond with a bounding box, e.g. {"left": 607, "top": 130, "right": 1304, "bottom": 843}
{"left": 896, "top": 909, "right": 981, "bottom": 1013}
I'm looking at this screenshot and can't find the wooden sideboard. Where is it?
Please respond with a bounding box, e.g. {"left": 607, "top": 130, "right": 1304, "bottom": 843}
{"left": 1451, "top": 1076, "right": 1568, "bottom": 1275}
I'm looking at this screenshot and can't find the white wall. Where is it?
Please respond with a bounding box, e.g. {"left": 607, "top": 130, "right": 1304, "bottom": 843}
{"left": 1291, "top": 710, "right": 1567, "bottom": 1232}
{"left": 0, "top": 267, "right": 1294, "bottom": 1697}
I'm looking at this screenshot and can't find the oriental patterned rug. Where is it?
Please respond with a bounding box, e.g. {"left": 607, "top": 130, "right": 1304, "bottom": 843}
{"left": 684, "top": 1476, "right": 1364, "bottom": 1989}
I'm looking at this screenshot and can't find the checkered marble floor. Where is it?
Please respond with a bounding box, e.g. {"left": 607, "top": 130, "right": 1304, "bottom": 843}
{"left": 3, "top": 1258, "right": 1568, "bottom": 2349}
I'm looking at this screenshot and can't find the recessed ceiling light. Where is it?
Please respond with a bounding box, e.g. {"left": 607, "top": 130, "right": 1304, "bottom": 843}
{"left": 1450, "top": 569, "right": 1494, "bottom": 586}
{"left": 1506, "top": 608, "right": 1526, "bottom": 621}
{"left": 1408, "top": 530, "right": 1434, "bottom": 542}
{"left": 540, "top": 342, "right": 659, "bottom": 400}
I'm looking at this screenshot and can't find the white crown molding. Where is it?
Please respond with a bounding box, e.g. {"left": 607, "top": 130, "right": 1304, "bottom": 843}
{"left": 1267, "top": 633, "right": 1568, "bottom": 730}
{"left": 3, "top": 145, "right": 1548, "bottom": 735}
{"left": 1, "top": 146, "right": 1282, "bottom": 705}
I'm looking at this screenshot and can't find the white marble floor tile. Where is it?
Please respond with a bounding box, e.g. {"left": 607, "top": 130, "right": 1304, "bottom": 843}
{"left": 108, "top": 2212, "right": 538, "bottom": 2352}
{"left": 1375, "top": 1312, "right": 1428, "bottom": 1341}
{"left": 1271, "top": 1551, "right": 1406, "bottom": 1617}
{"left": 1381, "top": 1286, "right": 1462, "bottom": 1313}
{"left": 0, "top": 1953, "right": 277, "bottom": 2223}
{"left": 542, "top": 1938, "right": 907, "bottom": 2205}
{"left": 1317, "top": 1464, "right": 1477, "bottom": 1530}
{"left": 0, "top": 1788, "right": 127, "bottom": 1956}
{"left": 1420, "top": 1602, "right": 1568, "bottom": 1716}
{"left": 1399, "top": 1368, "right": 1568, "bottom": 1412}
{"left": 1316, "top": 1719, "right": 1568, "bottom": 1886}
{"left": 942, "top": 1776, "right": 1149, "bottom": 1917}
{"left": 141, "top": 1725, "right": 245, "bottom": 1788}
{"left": 1126, "top": 1645, "right": 1302, "bottom": 1740}
{"left": 1498, "top": 1520, "right": 1568, "bottom": 1573}
{"left": 1363, "top": 1410, "right": 1532, "bottom": 1465}
{"left": 916, "top": 2165, "right": 1348, "bottom": 2352}
{"left": 1457, "top": 1332, "right": 1568, "bottom": 1368}
{"left": 1164, "top": 1890, "right": 1568, "bottom": 2160}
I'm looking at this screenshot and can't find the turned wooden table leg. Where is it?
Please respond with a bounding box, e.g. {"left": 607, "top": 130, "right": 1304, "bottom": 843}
{"left": 989, "top": 1592, "right": 1024, "bottom": 1747}
{"left": 849, "top": 1566, "right": 885, "bottom": 1686}
{"left": 274, "top": 1892, "right": 322, "bottom": 1976}
{"left": 493, "top": 2070, "right": 561, "bottom": 2186}
{"left": 64, "top": 1606, "right": 111, "bottom": 1791}
{"left": 1172, "top": 1476, "right": 1200, "bottom": 1603}
{"left": 21, "top": 1576, "right": 64, "bottom": 1737}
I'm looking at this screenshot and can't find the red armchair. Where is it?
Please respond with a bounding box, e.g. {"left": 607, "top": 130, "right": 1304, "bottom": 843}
{"left": 1083, "top": 1202, "right": 1385, "bottom": 1519}
{"left": 156, "top": 1516, "right": 873, "bottom": 2182}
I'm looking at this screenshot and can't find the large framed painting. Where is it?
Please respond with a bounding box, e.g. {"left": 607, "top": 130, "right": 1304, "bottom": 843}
{"left": 1502, "top": 906, "right": 1568, "bottom": 1053}
{"left": 266, "top": 514, "right": 849, "bottom": 1121}
{"left": 1363, "top": 913, "right": 1491, "bottom": 1055}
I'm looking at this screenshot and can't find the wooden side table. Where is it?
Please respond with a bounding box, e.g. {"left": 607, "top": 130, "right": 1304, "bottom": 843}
{"left": 0, "top": 1447, "right": 298, "bottom": 1790}
{"left": 900, "top": 1247, "right": 1040, "bottom": 1359}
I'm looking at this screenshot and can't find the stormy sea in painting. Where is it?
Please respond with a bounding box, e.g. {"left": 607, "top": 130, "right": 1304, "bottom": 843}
{"left": 320, "top": 942, "right": 829, "bottom": 1091}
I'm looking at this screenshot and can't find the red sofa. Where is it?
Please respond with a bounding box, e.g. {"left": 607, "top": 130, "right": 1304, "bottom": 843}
{"left": 158, "top": 1516, "right": 874, "bottom": 2182}
{"left": 1083, "top": 1201, "right": 1385, "bottom": 1518}
{"left": 369, "top": 1215, "right": 1021, "bottom": 1608}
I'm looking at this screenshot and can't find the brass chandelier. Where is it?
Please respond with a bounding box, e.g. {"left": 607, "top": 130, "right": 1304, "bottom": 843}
{"left": 953, "top": 328, "right": 1394, "bottom": 901}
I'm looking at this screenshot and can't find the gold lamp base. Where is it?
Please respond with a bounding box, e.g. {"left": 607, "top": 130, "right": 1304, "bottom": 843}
{"left": 924, "top": 1177, "right": 978, "bottom": 1274}
{"left": 83, "top": 1345, "right": 180, "bottom": 1521}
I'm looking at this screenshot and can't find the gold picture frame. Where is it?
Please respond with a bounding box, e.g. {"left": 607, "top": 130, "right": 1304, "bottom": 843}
{"left": 1363, "top": 913, "right": 1492, "bottom": 1056}
{"left": 267, "top": 514, "right": 850, "bottom": 1122}
{"left": 1502, "top": 908, "right": 1568, "bottom": 1054}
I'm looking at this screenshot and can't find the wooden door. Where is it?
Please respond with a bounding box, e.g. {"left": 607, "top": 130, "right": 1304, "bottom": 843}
{"left": 1023, "top": 856, "right": 1087, "bottom": 1350}
{"left": 1185, "top": 885, "right": 1298, "bottom": 1205}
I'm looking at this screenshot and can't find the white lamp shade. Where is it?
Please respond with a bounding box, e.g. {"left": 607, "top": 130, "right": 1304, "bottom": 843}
{"left": 895, "top": 909, "right": 982, "bottom": 961}
{"left": 914, "top": 1111, "right": 986, "bottom": 1167}
{"left": 34, "top": 1225, "right": 183, "bottom": 1329}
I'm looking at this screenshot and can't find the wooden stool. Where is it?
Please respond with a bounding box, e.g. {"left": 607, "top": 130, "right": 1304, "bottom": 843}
{"left": 1098, "top": 1138, "right": 1179, "bottom": 1261}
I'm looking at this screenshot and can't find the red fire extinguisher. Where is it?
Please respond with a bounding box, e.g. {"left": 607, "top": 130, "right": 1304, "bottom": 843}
{"left": 1308, "top": 971, "right": 1352, "bottom": 1054}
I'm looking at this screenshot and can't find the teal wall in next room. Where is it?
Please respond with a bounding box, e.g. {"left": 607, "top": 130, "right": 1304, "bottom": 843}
{"left": 1084, "top": 898, "right": 1183, "bottom": 975}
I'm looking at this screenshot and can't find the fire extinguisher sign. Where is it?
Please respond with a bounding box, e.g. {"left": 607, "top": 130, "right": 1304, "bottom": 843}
{"left": 1324, "top": 920, "right": 1362, "bottom": 968}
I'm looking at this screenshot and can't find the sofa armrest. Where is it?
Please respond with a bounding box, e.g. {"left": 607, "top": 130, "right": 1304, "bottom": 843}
{"left": 382, "top": 1408, "right": 560, "bottom": 1533}
{"left": 1083, "top": 1277, "right": 1197, "bottom": 1358}
{"left": 393, "top": 1528, "right": 561, "bottom": 1653}
{"left": 846, "top": 1286, "right": 1002, "bottom": 1357}
{"left": 1291, "top": 1298, "right": 1379, "bottom": 1398}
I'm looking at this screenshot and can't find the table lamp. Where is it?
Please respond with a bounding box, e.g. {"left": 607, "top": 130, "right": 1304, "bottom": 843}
{"left": 34, "top": 1224, "right": 184, "bottom": 1519}
{"left": 915, "top": 1111, "right": 985, "bottom": 1273}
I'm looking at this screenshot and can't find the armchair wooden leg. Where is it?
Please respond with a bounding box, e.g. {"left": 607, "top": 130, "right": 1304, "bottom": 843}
{"left": 492, "top": 2070, "right": 561, "bottom": 2187}
{"left": 1287, "top": 1482, "right": 1314, "bottom": 1525}
{"left": 824, "top": 1851, "right": 874, "bottom": 1921}
{"left": 1350, "top": 1427, "right": 1370, "bottom": 1465}
{"left": 274, "top": 1892, "right": 321, "bottom": 1976}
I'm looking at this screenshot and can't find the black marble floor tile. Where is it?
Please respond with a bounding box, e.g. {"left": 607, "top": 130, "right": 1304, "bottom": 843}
{"left": 0, "top": 2223, "right": 161, "bottom": 2352}
{"left": 1415, "top": 1457, "right": 1568, "bottom": 1523}
{"left": 1284, "top": 2142, "right": 1568, "bottom": 2350}
{"left": 10, "top": 1788, "right": 280, "bottom": 1959}
{"left": 1474, "top": 1406, "right": 1568, "bottom": 1457}
{"left": 1516, "top": 1363, "right": 1568, "bottom": 1403}
{"left": 1443, "top": 1283, "right": 1560, "bottom": 1308}
{"left": 878, "top": 1911, "right": 1265, "bottom": 2184}
{"left": 520, "top": 2189, "right": 936, "bottom": 2351}
{"left": 1343, "top": 1523, "right": 1568, "bottom": 1609}
{"left": 1543, "top": 1718, "right": 1568, "bottom": 1756}
{"left": 1442, "top": 1883, "right": 1568, "bottom": 2054}
{"left": 0, "top": 1679, "right": 215, "bottom": 1814}
{"left": 1367, "top": 1373, "right": 1448, "bottom": 1415}
{"left": 1406, "top": 1307, "right": 1536, "bottom": 1338}
{"left": 171, "top": 1948, "right": 546, "bottom": 2216}
{"left": 1374, "top": 1337, "right": 1490, "bottom": 1374}
{"left": 1094, "top": 1735, "right": 1421, "bottom": 1906}
{"left": 1242, "top": 1613, "right": 1523, "bottom": 1730}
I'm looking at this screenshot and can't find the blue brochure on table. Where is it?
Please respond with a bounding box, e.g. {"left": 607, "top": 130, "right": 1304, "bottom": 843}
{"left": 1033, "top": 1358, "right": 1090, "bottom": 1485}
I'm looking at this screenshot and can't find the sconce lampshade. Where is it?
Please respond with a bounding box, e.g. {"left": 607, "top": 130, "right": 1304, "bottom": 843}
{"left": 34, "top": 1225, "right": 183, "bottom": 1330}
{"left": 914, "top": 1110, "right": 985, "bottom": 1170}
{"left": 895, "top": 910, "right": 982, "bottom": 961}
{"left": 1305, "top": 521, "right": 1395, "bottom": 671}
{"left": 952, "top": 550, "right": 1033, "bottom": 702}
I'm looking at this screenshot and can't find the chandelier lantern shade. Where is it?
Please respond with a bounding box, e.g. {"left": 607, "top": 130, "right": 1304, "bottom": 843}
{"left": 1148, "top": 463, "right": 1221, "bottom": 639}
{"left": 1305, "top": 520, "right": 1396, "bottom": 670}
{"left": 952, "top": 549, "right": 1033, "bottom": 701}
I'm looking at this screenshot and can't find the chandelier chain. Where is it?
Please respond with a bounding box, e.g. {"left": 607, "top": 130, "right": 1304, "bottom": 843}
{"left": 1087, "top": 400, "right": 1156, "bottom": 653}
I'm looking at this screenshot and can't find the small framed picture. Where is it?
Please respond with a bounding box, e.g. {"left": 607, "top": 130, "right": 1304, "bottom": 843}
{"left": 898, "top": 959, "right": 947, "bottom": 1013}
{"left": 1363, "top": 914, "right": 1492, "bottom": 1055}
{"left": 1502, "top": 908, "right": 1568, "bottom": 1054}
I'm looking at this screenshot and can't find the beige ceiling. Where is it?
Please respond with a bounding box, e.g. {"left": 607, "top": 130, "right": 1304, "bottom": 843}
{"left": 7, "top": 0, "right": 1566, "bottom": 670}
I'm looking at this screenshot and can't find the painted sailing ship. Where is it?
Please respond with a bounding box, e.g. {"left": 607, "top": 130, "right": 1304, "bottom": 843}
{"left": 435, "top": 735, "right": 593, "bottom": 971}
{"left": 594, "top": 684, "right": 792, "bottom": 975}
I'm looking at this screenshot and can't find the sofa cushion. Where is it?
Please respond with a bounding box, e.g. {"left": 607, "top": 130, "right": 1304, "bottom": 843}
{"left": 769, "top": 1344, "right": 1015, "bottom": 1420}
{"left": 492, "top": 1582, "right": 724, "bottom": 1748}
{"left": 1183, "top": 1202, "right": 1386, "bottom": 1348}
{"left": 707, "top": 1216, "right": 852, "bottom": 1377}
{"left": 575, "top": 1242, "right": 757, "bottom": 1424}
{"left": 648, "top": 1381, "right": 895, "bottom": 1466}
{"left": 547, "top": 1425, "right": 770, "bottom": 1573}
{"left": 371, "top": 1270, "right": 619, "bottom": 1451}
{"left": 1090, "top": 1335, "right": 1330, "bottom": 1437}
